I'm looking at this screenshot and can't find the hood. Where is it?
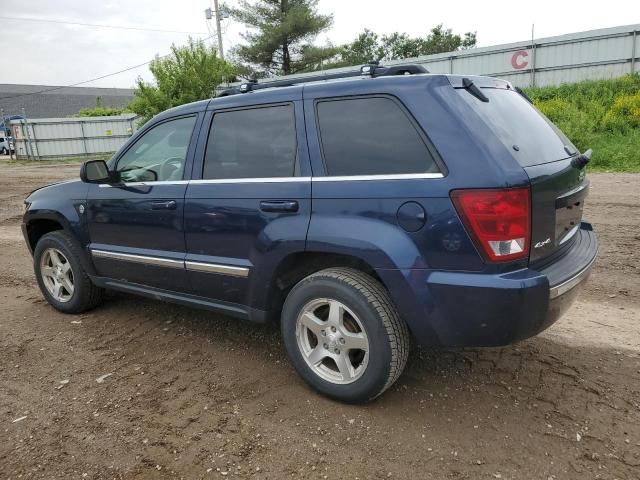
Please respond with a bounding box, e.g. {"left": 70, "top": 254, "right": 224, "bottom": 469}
{"left": 26, "top": 178, "right": 87, "bottom": 205}
{"left": 27, "top": 178, "right": 82, "bottom": 199}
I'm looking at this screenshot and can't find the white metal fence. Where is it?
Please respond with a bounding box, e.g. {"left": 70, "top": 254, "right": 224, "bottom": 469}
{"left": 418, "top": 24, "right": 639, "bottom": 87}
{"left": 10, "top": 114, "right": 138, "bottom": 160}
{"left": 240, "top": 24, "right": 639, "bottom": 89}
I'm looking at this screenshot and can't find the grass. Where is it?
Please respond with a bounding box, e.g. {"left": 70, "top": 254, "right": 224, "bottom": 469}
{"left": 525, "top": 74, "right": 640, "bottom": 172}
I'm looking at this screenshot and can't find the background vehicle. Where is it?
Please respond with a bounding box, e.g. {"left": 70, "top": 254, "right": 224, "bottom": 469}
{"left": 22, "top": 64, "right": 597, "bottom": 402}
{"left": 0, "top": 135, "right": 14, "bottom": 155}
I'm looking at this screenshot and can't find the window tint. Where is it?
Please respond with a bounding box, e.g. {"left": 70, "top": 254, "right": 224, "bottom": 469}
{"left": 456, "top": 88, "right": 575, "bottom": 167}
{"left": 117, "top": 116, "right": 196, "bottom": 182}
{"left": 203, "top": 105, "right": 297, "bottom": 179}
{"left": 316, "top": 97, "right": 439, "bottom": 176}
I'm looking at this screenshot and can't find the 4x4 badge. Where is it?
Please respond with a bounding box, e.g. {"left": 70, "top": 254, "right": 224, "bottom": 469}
{"left": 534, "top": 237, "right": 551, "bottom": 249}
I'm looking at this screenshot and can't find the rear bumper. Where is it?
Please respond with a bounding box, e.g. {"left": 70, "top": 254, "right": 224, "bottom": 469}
{"left": 377, "top": 223, "right": 597, "bottom": 347}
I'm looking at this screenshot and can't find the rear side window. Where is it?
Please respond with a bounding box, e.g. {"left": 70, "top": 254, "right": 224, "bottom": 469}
{"left": 316, "top": 97, "right": 439, "bottom": 176}
{"left": 456, "top": 88, "right": 576, "bottom": 167}
{"left": 203, "top": 104, "right": 297, "bottom": 179}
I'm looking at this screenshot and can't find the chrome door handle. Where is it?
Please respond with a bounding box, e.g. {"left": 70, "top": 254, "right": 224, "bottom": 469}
{"left": 151, "top": 200, "right": 177, "bottom": 210}
{"left": 259, "top": 200, "right": 299, "bottom": 212}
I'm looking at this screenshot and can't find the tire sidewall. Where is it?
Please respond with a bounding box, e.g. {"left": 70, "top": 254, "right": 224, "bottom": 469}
{"left": 282, "top": 276, "right": 394, "bottom": 403}
{"left": 33, "top": 232, "right": 87, "bottom": 313}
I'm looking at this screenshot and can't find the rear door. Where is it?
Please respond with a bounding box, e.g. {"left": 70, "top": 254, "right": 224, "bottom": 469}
{"left": 454, "top": 81, "right": 588, "bottom": 262}
{"left": 184, "top": 97, "right": 311, "bottom": 308}
{"left": 86, "top": 114, "right": 199, "bottom": 291}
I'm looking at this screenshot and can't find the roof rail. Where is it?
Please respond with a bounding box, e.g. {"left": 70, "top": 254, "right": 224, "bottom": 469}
{"left": 217, "top": 62, "right": 429, "bottom": 97}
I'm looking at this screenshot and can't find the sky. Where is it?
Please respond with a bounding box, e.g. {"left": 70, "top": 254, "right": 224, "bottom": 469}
{"left": 1, "top": 0, "right": 638, "bottom": 89}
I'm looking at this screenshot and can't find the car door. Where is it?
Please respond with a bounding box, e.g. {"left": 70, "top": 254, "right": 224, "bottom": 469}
{"left": 184, "top": 97, "right": 311, "bottom": 311}
{"left": 86, "top": 114, "right": 200, "bottom": 292}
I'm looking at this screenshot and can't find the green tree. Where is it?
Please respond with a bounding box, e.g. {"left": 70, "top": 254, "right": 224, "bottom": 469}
{"left": 228, "top": 0, "right": 335, "bottom": 75}
{"left": 128, "top": 38, "right": 235, "bottom": 124}
{"left": 328, "top": 25, "right": 477, "bottom": 68}
{"left": 338, "top": 29, "right": 384, "bottom": 66}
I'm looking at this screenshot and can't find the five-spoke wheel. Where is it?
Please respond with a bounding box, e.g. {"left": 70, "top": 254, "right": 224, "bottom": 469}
{"left": 33, "top": 231, "right": 103, "bottom": 313}
{"left": 297, "top": 298, "right": 369, "bottom": 384}
{"left": 40, "top": 248, "right": 75, "bottom": 302}
{"left": 282, "top": 268, "right": 410, "bottom": 403}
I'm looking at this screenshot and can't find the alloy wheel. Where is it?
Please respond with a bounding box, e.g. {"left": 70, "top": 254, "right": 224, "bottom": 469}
{"left": 40, "top": 248, "right": 75, "bottom": 303}
{"left": 296, "top": 298, "right": 369, "bottom": 384}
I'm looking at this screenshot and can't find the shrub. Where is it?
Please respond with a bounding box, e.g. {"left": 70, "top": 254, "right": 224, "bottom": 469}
{"left": 524, "top": 74, "right": 640, "bottom": 171}
{"left": 602, "top": 92, "right": 640, "bottom": 132}
{"left": 77, "top": 106, "right": 128, "bottom": 117}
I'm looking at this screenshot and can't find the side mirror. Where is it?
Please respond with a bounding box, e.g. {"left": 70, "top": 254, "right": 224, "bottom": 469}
{"left": 80, "top": 160, "right": 111, "bottom": 184}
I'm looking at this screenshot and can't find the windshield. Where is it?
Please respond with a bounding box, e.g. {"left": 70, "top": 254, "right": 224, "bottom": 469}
{"left": 457, "top": 87, "right": 577, "bottom": 167}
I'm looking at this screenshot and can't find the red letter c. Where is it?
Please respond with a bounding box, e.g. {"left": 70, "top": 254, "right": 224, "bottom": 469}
{"left": 511, "top": 50, "right": 529, "bottom": 70}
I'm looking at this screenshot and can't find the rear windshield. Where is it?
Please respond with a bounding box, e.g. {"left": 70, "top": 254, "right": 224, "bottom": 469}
{"left": 456, "top": 87, "right": 576, "bottom": 167}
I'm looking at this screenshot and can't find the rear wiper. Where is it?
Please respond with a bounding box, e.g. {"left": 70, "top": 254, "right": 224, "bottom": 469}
{"left": 571, "top": 148, "right": 592, "bottom": 169}
{"left": 462, "top": 77, "right": 489, "bottom": 103}
{"left": 515, "top": 86, "right": 533, "bottom": 104}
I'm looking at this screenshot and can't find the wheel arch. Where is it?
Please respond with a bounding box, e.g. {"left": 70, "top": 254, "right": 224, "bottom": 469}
{"left": 252, "top": 250, "right": 389, "bottom": 323}
{"left": 24, "top": 212, "right": 96, "bottom": 275}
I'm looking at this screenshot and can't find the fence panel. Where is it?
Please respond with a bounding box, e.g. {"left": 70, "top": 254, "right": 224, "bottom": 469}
{"left": 227, "top": 24, "right": 639, "bottom": 92}
{"left": 10, "top": 114, "right": 138, "bottom": 160}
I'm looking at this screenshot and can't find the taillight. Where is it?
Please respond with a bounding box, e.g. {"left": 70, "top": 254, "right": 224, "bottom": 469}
{"left": 451, "top": 187, "right": 531, "bottom": 262}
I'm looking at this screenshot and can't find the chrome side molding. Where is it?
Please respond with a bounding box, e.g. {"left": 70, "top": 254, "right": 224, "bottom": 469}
{"left": 185, "top": 261, "right": 249, "bottom": 277}
{"left": 91, "top": 249, "right": 184, "bottom": 269}
{"left": 90, "top": 249, "right": 250, "bottom": 278}
{"left": 97, "top": 172, "right": 444, "bottom": 187}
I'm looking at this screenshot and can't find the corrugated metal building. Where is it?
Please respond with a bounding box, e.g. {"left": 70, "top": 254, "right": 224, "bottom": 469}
{"left": 0, "top": 84, "right": 134, "bottom": 119}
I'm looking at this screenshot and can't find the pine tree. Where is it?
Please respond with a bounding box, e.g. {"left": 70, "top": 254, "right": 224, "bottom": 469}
{"left": 229, "top": 0, "right": 335, "bottom": 76}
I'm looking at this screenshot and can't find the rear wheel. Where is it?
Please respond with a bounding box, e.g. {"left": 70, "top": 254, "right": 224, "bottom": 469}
{"left": 1, "top": 147, "right": 7, "bottom": 155}
{"left": 281, "top": 268, "right": 410, "bottom": 403}
{"left": 33, "top": 231, "right": 104, "bottom": 313}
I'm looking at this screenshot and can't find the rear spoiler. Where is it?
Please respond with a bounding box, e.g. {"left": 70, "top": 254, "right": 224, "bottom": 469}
{"left": 447, "top": 75, "right": 512, "bottom": 90}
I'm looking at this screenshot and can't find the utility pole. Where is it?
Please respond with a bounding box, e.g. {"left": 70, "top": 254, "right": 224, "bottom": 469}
{"left": 213, "top": 0, "right": 224, "bottom": 60}
{"left": 205, "top": 1, "right": 225, "bottom": 60}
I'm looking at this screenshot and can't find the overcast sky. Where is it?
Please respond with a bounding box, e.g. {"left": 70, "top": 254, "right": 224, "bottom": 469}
{"left": 2, "top": 0, "right": 638, "bottom": 89}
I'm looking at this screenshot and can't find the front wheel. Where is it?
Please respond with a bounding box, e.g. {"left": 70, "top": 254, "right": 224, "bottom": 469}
{"left": 33, "top": 231, "right": 104, "bottom": 313}
{"left": 281, "top": 268, "right": 410, "bottom": 403}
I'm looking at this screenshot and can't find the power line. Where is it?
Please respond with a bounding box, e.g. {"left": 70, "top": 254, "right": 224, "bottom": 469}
{"left": 0, "top": 35, "right": 215, "bottom": 101}
{"left": 0, "top": 15, "right": 208, "bottom": 35}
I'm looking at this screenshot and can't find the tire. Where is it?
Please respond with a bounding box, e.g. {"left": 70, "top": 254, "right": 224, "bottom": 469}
{"left": 33, "top": 231, "right": 104, "bottom": 313}
{"left": 281, "top": 268, "right": 410, "bottom": 403}
{"left": 1, "top": 148, "right": 7, "bottom": 155}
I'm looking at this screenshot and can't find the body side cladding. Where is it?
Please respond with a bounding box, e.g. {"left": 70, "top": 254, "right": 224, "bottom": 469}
{"left": 90, "top": 275, "right": 268, "bottom": 322}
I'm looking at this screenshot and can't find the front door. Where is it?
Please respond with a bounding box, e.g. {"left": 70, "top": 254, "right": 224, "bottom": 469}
{"left": 184, "top": 101, "right": 311, "bottom": 309}
{"left": 86, "top": 114, "right": 198, "bottom": 291}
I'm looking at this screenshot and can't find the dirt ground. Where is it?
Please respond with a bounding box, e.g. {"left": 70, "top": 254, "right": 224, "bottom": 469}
{"left": 1, "top": 161, "right": 639, "bottom": 480}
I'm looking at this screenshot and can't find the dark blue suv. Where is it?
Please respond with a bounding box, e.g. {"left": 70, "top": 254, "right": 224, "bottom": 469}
{"left": 22, "top": 64, "right": 597, "bottom": 402}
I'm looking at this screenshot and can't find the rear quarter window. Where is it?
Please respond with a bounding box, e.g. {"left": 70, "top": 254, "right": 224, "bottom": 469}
{"left": 316, "top": 96, "right": 440, "bottom": 176}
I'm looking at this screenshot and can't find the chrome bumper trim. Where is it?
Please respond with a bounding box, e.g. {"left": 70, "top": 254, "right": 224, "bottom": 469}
{"left": 549, "top": 254, "right": 597, "bottom": 299}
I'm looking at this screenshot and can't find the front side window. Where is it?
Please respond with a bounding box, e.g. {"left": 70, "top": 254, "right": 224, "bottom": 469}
{"left": 316, "top": 97, "right": 439, "bottom": 176}
{"left": 116, "top": 116, "right": 196, "bottom": 182}
{"left": 203, "top": 104, "right": 297, "bottom": 179}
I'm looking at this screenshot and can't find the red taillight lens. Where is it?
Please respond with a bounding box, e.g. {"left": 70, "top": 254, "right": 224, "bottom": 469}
{"left": 451, "top": 187, "right": 531, "bottom": 262}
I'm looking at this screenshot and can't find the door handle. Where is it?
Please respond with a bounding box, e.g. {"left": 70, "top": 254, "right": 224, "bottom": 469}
{"left": 259, "top": 200, "right": 299, "bottom": 213}
{"left": 151, "top": 200, "right": 177, "bottom": 210}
